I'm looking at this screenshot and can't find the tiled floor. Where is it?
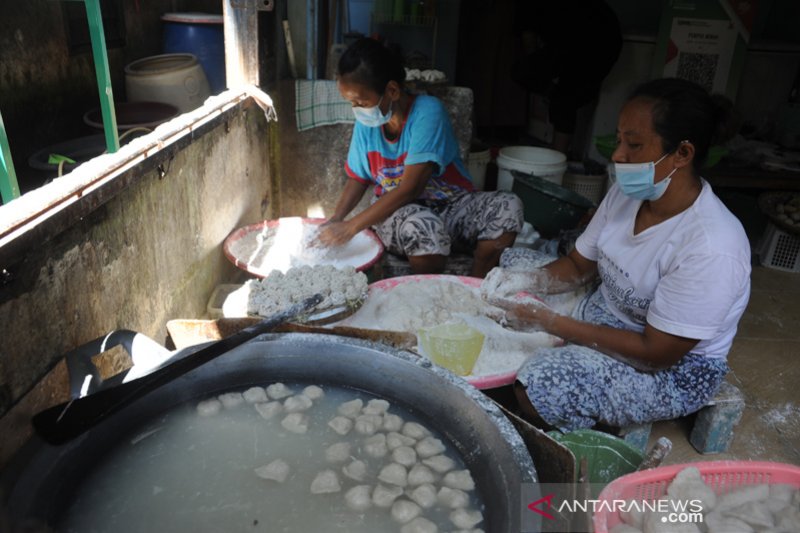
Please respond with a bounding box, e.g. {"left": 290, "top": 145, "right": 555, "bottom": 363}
{"left": 653, "top": 265, "right": 800, "bottom": 466}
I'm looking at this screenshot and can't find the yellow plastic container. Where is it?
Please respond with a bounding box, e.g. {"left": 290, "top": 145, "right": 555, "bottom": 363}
{"left": 417, "top": 322, "right": 485, "bottom": 376}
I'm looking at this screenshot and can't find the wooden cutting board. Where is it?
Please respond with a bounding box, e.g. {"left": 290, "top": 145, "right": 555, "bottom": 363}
{"left": 166, "top": 318, "right": 417, "bottom": 351}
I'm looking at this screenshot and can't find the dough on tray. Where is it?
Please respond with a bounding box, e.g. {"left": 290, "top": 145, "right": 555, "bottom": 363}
{"left": 254, "top": 459, "right": 290, "bottom": 483}
{"left": 310, "top": 469, "right": 341, "bottom": 494}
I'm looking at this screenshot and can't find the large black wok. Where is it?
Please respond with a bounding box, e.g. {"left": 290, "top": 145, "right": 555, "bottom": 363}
{"left": 2, "top": 333, "right": 540, "bottom": 532}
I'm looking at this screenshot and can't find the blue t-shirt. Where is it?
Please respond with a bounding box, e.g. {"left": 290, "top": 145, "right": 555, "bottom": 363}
{"left": 345, "top": 94, "right": 474, "bottom": 201}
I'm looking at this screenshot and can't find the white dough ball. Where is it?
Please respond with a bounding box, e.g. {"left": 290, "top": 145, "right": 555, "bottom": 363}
{"left": 338, "top": 398, "right": 364, "bottom": 418}
{"left": 423, "top": 454, "right": 456, "bottom": 474}
{"left": 354, "top": 414, "right": 383, "bottom": 435}
{"left": 400, "top": 516, "right": 438, "bottom": 533}
{"left": 363, "top": 398, "right": 390, "bottom": 415}
{"left": 254, "top": 401, "right": 283, "bottom": 420}
{"left": 438, "top": 486, "right": 469, "bottom": 509}
{"left": 372, "top": 484, "right": 404, "bottom": 508}
{"left": 284, "top": 394, "right": 313, "bottom": 412}
{"left": 378, "top": 463, "right": 409, "bottom": 487}
{"left": 415, "top": 436, "right": 446, "bottom": 458}
{"left": 310, "top": 469, "right": 341, "bottom": 494}
{"left": 363, "top": 433, "right": 388, "bottom": 458}
{"left": 409, "top": 483, "right": 437, "bottom": 509}
{"left": 450, "top": 508, "right": 483, "bottom": 529}
{"left": 344, "top": 485, "right": 373, "bottom": 512}
{"left": 281, "top": 412, "right": 309, "bottom": 434}
{"left": 407, "top": 464, "right": 436, "bottom": 486}
{"left": 243, "top": 386, "right": 268, "bottom": 403}
{"left": 387, "top": 431, "right": 417, "bottom": 450}
{"left": 342, "top": 459, "right": 368, "bottom": 482}
{"left": 443, "top": 470, "right": 475, "bottom": 491}
{"left": 391, "top": 499, "right": 422, "bottom": 524}
{"left": 402, "top": 422, "right": 431, "bottom": 439}
{"left": 303, "top": 385, "right": 325, "bottom": 400}
{"left": 218, "top": 392, "right": 244, "bottom": 409}
{"left": 254, "top": 459, "right": 290, "bottom": 483}
{"left": 325, "top": 442, "right": 351, "bottom": 463}
{"left": 266, "top": 382, "right": 293, "bottom": 400}
{"left": 383, "top": 414, "right": 405, "bottom": 432}
{"left": 392, "top": 446, "right": 418, "bottom": 467}
{"left": 196, "top": 399, "right": 222, "bottom": 417}
{"left": 667, "top": 467, "right": 717, "bottom": 513}
{"left": 328, "top": 416, "right": 354, "bottom": 435}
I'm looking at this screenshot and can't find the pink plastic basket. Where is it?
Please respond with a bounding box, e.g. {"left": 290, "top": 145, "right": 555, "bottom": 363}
{"left": 593, "top": 460, "right": 800, "bottom": 533}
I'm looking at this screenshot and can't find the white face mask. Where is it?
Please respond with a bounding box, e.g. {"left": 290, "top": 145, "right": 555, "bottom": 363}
{"left": 352, "top": 95, "right": 392, "bottom": 128}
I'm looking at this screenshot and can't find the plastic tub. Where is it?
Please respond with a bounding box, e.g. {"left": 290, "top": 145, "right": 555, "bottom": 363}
{"left": 467, "top": 148, "right": 491, "bottom": 191}
{"left": 125, "top": 53, "right": 210, "bottom": 113}
{"left": 593, "top": 460, "right": 800, "bottom": 533}
{"left": 511, "top": 171, "right": 596, "bottom": 238}
{"left": 162, "top": 13, "right": 226, "bottom": 95}
{"left": 497, "top": 146, "right": 567, "bottom": 190}
{"left": 83, "top": 101, "right": 179, "bottom": 131}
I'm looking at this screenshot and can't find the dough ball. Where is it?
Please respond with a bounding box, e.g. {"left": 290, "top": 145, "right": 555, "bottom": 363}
{"left": 383, "top": 414, "right": 405, "bottom": 432}
{"left": 391, "top": 499, "right": 422, "bottom": 524}
{"left": 644, "top": 501, "right": 701, "bottom": 533}
{"left": 392, "top": 446, "right": 418, "bottom": 467}
{"left": 387, "top": 431, "right": 417, "bottom": 450}
{"left": 303, "top": 385, "right": 325, "bottom": 400}
{"left": 415, "top": 436, "right": 446, "bottom": 459}
{"left": 363, "top": 398, "right": 390, "bottom": 415}
{"left": 344, "top": 485, "right": 373, "bottom": 512}
{"left": 363, "top": 433, "right": 388, "bottom": 458}
{"left": 400, "top": 516, "right": 438, "bottom": 533}
{"left": 667, "top": 467, "right": 716, "bottom": 513}
{"left": 328, "top": 416, "right": 353, "bottom": 436}
{"left": 373, "top": 483, "right": 404, "bottom": 508}
{"left": 243, "top": 386, "right": 268, "bottom": 404}
{"left": 338, "top": 398, "right": 364, "bottom": 418}
{"left": 724, "top": 501, "right": 774, "bottom": 529}
{"left": 423, "top": 454, "right": 456, "bottom": 474}
{"left": 407, "top": 464, "right": 436, "bottom": 486}
{"left": 409, "top": 483, "right": 437, "bottom": 509}
{"left": 402, "top": 422, "right": 431, "bottom": 439}
{"left": 378, "top": 463, "right": 409, "bottom": 487}
{"left": 769, "top": 484, "right": 796, "bottom": 503}
{"left": 196, "top": 399, "right": 222, "bottom": 417}
{"left": 354, "top": 414, "right": 383, "bottom": 435}
{"left": 218, "top": 392, "right": 244, "bottom": 409}
{"left": 254, "top": 401, "right": 283, "bottom": 420}
{"left": 342, "top": 459, "right": 368, "bottom": 482}
{"left": 281, "top": 412, "right": 309, "bottom": 434}
{"left": 254, "top": 459, "right": 290, "bottom": 483}
{"left": 266, "top": 382, "right": 293, "bottom": 400}
{"left": 715, "top": 484, "right": 769, "bottom": 513}
{"left": 325, "top": 442, "right": 352, "bottom": 463}
{"left": 620, "top": 500, "right": 646, "bottom": 529}
{"left": 310, "top": 469, "right": 341, "bottom": 494}
{"left": 443, "top": 470, "right": 475, "bottom": 491}
{"left": 450, "top": 508, "right": 483, "bottom": 529}
{"left": 284, "top": 394, "right": 313, "bottom": 413}
{"left": 438, "top": 486, "right": 469, "bottom": 509}
{"left": 776, "top": 504, "right": 800, "bottom": 533}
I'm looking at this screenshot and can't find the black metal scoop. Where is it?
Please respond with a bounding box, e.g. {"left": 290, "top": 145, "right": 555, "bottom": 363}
{"left": 31, "top": 294, "right": 323, "bottom": 445}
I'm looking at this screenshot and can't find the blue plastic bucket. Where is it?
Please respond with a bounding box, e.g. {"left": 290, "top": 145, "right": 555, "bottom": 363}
{"left": 162, "top": 12, "right": 225, "bottom": 95}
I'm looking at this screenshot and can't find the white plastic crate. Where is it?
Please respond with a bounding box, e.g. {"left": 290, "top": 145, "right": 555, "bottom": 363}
{"left": 758, "top": 222, "right": 800, "bottom": 273}
{"left": 562, "top": 170, "right": 607, "bottom": 204}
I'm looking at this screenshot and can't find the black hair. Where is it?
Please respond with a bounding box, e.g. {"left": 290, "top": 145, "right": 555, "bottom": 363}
{"left": 337, "top": 38, "right": 405, "bottom": 95}
{"left": 628, "top": 78, "right": 738, "bottom": 172}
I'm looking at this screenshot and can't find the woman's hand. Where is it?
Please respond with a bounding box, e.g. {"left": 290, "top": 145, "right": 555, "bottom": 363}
{"left": 488, "top": 296, "right": 558, "bottom": 333}
{"left": 481, "top": 267, "right": 544, "bottom": 300}
{"left": 318, "top": 220, "right": 358, "bottom": 247}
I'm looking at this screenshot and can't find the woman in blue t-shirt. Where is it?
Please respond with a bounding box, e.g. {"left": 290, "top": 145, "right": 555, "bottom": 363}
{"left": 318, "top": 38, "right": 524, "bottom": 277}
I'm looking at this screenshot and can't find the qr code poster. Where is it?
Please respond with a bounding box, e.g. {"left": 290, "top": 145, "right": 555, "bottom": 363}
{"left": 663, "top": 18, "right": 738, "bottom": 94}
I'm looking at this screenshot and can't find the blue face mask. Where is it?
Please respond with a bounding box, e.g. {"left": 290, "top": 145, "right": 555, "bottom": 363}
{"left": 609, "top": 152, "right": 677, "bottom": 201}
{"left": 352, "top": 95, "right": 392, "bottom": 128}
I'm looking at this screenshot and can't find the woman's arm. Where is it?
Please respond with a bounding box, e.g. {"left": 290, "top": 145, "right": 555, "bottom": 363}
{"left": 482, "top": 248, "right": 598, "bottom": 298}
{"left": 328, "top": 178, "right": 370, "bottom": 223}
{"left": 505, "top": 303, "right": 699, "bottom": 371}
{"left": 319, "top": 162, "right": 435, "bottom": 246}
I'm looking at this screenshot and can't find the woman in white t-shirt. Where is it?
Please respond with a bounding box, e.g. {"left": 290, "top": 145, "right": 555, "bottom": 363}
{"left": 481, "top": 78, "right": 751, "bottom": 431}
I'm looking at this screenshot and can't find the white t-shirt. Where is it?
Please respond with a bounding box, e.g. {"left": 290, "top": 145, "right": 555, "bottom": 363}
{"left": 575, "top": 180, "right": 751, "bottom": 360}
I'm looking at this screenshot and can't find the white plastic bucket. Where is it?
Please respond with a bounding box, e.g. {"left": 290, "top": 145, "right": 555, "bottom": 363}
{"left": 466, "top": 149, "right": 491, "bottom": 191}
{"left": 125, "top": 53, "right": 210, "bottom": 113}
{"left": 496, "top": 146, "right": 567, "bottom": 190}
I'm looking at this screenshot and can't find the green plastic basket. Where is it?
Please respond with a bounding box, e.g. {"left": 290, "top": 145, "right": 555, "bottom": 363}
{"left": 548, "top": 429, "right": 644, "bottom": 492}
{"left": 511, "top": 170, "right": 596, "bottom": 238}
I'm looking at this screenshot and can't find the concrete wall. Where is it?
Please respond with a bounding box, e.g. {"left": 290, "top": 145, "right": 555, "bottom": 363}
{"left": 0, "top": 100, "right": 272, "bottom": 465}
